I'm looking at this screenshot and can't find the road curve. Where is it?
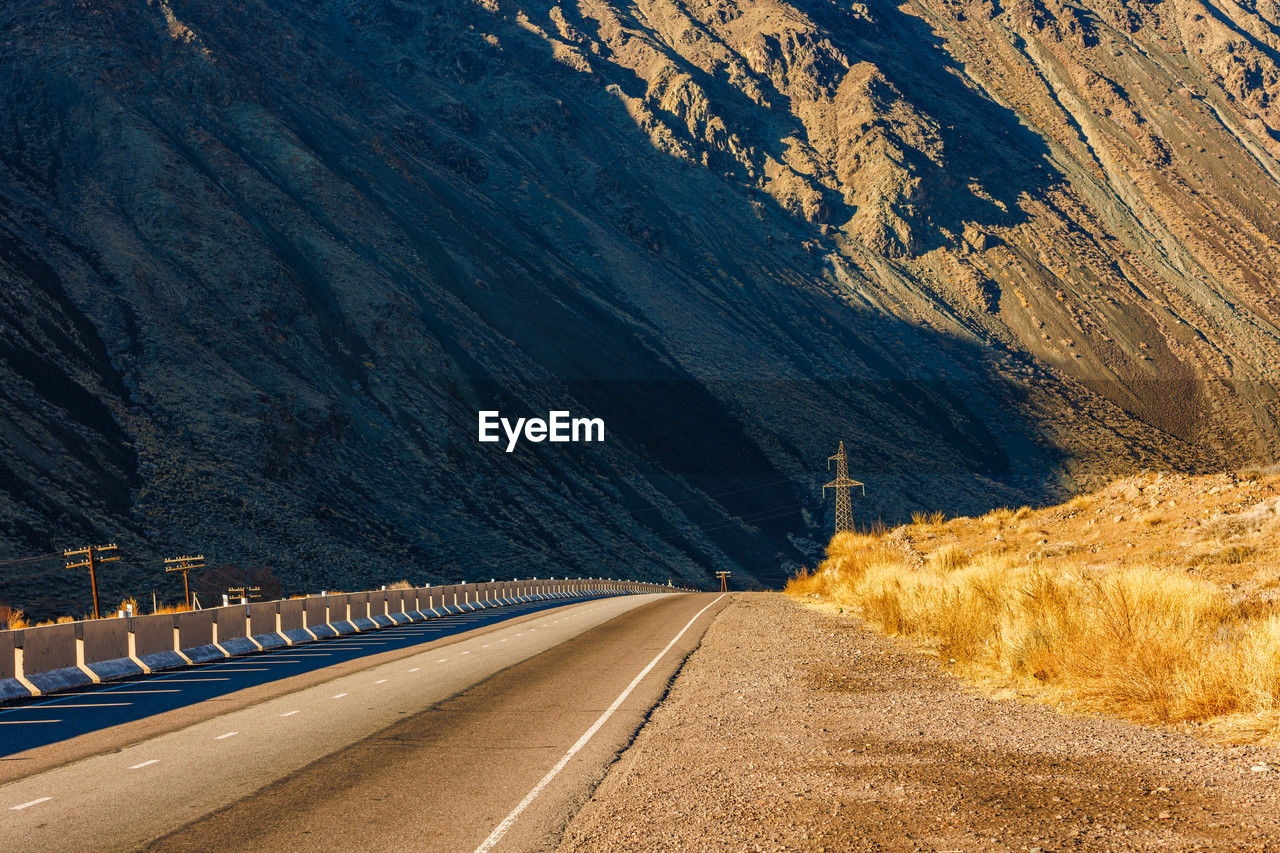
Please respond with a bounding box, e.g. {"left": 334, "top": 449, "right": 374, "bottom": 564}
{"left": 2, "top": 592, "right": 727, "bottom": 852}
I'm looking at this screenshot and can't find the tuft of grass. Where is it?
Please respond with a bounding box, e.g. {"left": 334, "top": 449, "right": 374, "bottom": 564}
{"left": 1217, "top": 545, "right": 1255, "bottom": 565}
{"left": 788, "top": 532, "right": 1280, "bottom": 737}
{"left": 927, "top": 544, "right": 970, "bottom": 572}
{"left": 911, "top": 510, "right": 947, "bottom": 526}
{"left": 979, "top": 507, "right": 1014, "bottom": 529}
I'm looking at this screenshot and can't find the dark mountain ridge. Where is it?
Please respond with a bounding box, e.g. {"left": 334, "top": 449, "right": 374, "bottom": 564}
{"left": 0, "top": 0, "right": 1272, "bottom": 616}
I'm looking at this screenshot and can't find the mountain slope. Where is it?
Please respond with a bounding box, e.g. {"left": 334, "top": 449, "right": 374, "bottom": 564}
{"left": 0, "top": 0, "right": 1275, "bottom": 615}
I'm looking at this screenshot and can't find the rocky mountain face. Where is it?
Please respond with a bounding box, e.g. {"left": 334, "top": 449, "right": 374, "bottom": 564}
{"left": 1, "top": 0, "right": 1277, "bottom": 615}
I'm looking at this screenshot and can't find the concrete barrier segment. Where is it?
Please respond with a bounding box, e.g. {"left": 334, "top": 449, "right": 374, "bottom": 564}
{"left": 84, "top": 657, "right": 144, "bottom": 683}
{"left": 281, "top": 628, "right": 315, "bottom": 645}
{"left": 0, "top": 678, "right": 32, "bottom": 702}
{"left": 250, "top": 632, "right": 288, "bottom": 651}
{"left": 25, "top": 666, "right": 93, "bottom": 695}
{"left": 217, "top": 637, "right": 259, "bottom": 656}
{"left": 180, "top": 644, "right": 226, "bottom": 664}
{"left": 137, "top": 650, "right": 187, "bottom": 673}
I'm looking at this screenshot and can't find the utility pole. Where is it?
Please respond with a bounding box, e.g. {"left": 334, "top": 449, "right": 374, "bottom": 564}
{"left": 164, "top": 555, "right": 205, "bottom": 610}
{"left": 65, "top": 543, "right": 119, "bottom": 620}
{"left": 716, "top": 570, "right": 731, "bottom": 592}
{"left": 228, "top": 585, "right": 262, "bottom": 605}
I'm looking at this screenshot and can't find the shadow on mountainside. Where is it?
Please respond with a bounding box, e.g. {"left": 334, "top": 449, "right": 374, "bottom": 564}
{"left": 0, "top": 0, "right": 1188, "bottom": 617}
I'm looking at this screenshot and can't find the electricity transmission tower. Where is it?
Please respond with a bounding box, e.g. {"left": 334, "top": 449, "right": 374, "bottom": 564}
{"left": 164, "top": 555, "right": 205, "bottom": 610}
{"left": 716, "top": 570, "right": 731, "bottom": 592}
{"left": 65, "top": 543, "right": 119, "bottom": 620}
{"left": 823, "top": 441, "right": 865, "bottom": 534}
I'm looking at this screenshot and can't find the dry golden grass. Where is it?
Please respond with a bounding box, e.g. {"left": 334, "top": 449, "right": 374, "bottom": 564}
{"left": 1, "top": 605, "right": 29, "bottom": 630}
{"left": 789, "top": 474, "right": 1280, "bottom": 743}
{"left": 150, "top": 603, "right": 192, "bottom": 615}
{"left": 911, "top": 510, "right": 947, "bottom": 526}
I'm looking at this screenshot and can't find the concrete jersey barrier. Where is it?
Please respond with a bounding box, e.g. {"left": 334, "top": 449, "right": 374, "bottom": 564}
{"left": 0, "top": 578, "right": 684, "bottom": 703}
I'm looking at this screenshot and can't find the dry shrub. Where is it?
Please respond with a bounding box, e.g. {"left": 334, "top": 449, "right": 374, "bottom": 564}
{"left": 151, "top": 603, "right": 192, "bottom": 615}
{"left": 911, "top": 510, "right": 947, "bottom": 526}
{"left": 386, "top": 580, "right": 414, "bottom": 590}
{"left": 0, "top": 603, "right": 29, "bottom": 630}
{"left": 1203, "top": 501, "right": 1280, "bottom": 540}
{"left": 788, "top": 533, "right": 1280, "bottom": 735}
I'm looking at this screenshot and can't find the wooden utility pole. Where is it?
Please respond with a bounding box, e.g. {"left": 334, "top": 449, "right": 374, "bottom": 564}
{"left": 65, "top": 543, "right": 119, "bottom": 620}
{"left": 228, "top": 585, "right": 262, "bottom": 605}
{"left": 164, "top": 555, "right": 205, "bottom": 610}
{"left": 716, "top": 570, "right": 731, "bottom": 592}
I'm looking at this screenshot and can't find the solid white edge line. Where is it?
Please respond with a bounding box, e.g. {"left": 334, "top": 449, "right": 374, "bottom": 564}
{"left": 0, "top": 719, "right": 61, "bottom": 724}
{"left": 473, "top": 594, "right": 726, "bottom": 853}
{"left": 11, "top": 796, "right": 52, "bottom": 810}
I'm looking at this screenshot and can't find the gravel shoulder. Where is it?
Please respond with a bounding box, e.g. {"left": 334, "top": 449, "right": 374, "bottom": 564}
{"left": 557, "top": 592, "right": 1280, "bottom": 852}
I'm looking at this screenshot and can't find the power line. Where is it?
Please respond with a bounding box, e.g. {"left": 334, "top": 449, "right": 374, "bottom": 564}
{"left": 0, "top": 552, "right": 62, "bottom": 570}
{"left": 620, "top": 476, "right": 799, "bottom": 517}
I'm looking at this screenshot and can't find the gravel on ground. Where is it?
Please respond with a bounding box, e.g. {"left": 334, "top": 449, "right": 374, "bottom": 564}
{"left": 557, "top": 592, "right": 1280, "bottom": 852}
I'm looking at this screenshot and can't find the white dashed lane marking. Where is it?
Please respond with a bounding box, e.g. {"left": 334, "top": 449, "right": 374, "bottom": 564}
{"left": 11, "top": 797, "right": 52, "bottom": 810}
{"left": 281, "top": 710, "right": 300, "bottom": 717}
{"left": 214, "top": 731, "right": 239, "bottom": 740}
{"left": 332, "top": 693, "right": 348, "bottom": 699}
{"left": 53, "top": 690, "right": 180, "bottom": 696}
{"left": 6, "top": 703, "right": 131, "bottom": 709}
{"left": 374, "top": 679, "right": 388, "bottom": 684}
{"left": 129, "top": 760, "right": 160, "bottom": 770}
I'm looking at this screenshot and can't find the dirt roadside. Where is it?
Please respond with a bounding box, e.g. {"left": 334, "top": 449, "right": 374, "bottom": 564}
{"left": 556, "top": 593, "right": 1280, "bottom": 852}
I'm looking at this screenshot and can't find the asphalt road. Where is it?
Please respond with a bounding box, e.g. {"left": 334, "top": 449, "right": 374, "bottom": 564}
{"left": 1, "top": 592, "right": 727, "bottom": 852}
{"left": 0, "top": 593, "right": 617, "bottom": 758}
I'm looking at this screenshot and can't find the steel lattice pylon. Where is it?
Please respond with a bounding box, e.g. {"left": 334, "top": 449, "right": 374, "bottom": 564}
{"left": 823, "top": 441, "right": 865, "bottom": 534}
